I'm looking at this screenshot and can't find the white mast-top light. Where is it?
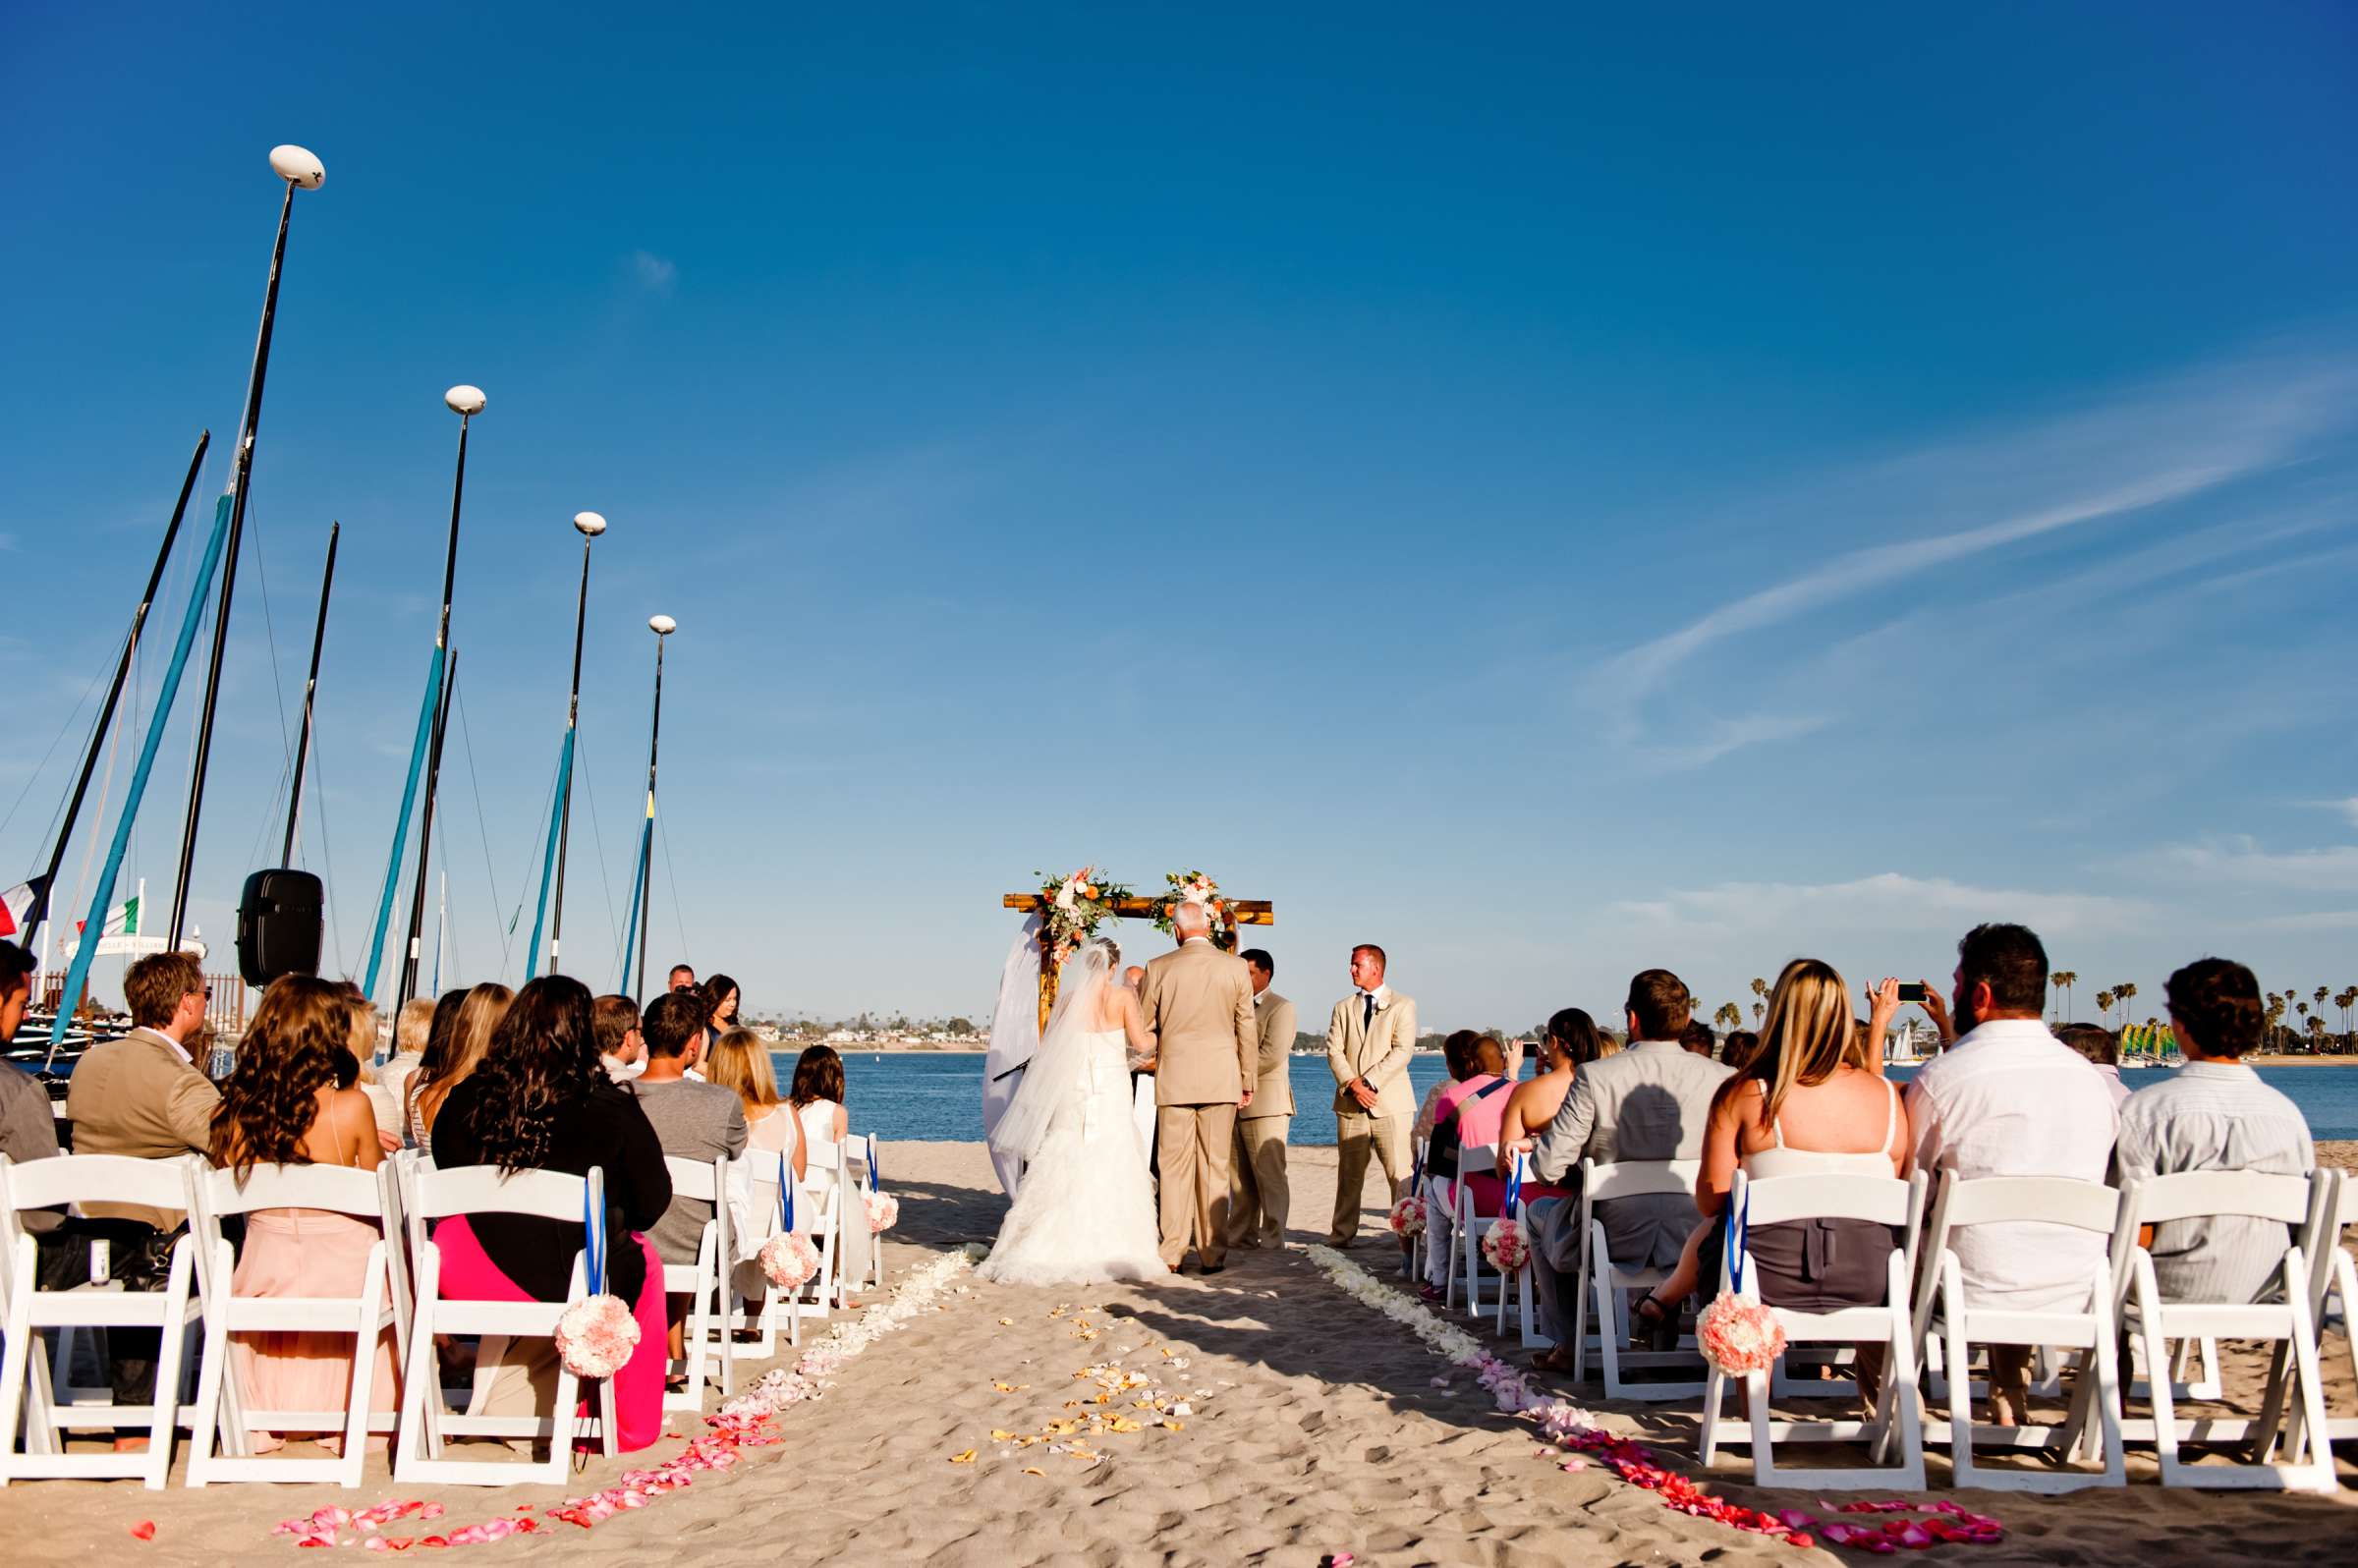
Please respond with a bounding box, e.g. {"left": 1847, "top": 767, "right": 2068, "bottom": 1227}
{"left": 648, "top": 614, "right": 677, "bottom": 636}
{"left": 269, "top": 144, "right": 325, "bottom": 189}
{"left": 444, "top": 385, "right": 486, "bottom": 417}
{"left": 574, "top": 511, "right": 608, "bottom": 537}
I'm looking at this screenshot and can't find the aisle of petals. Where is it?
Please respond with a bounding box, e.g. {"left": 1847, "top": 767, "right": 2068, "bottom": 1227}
{"left": 273, "top": 1245, "right": 983, "bottom": 1550}
{"left": 1302, "top": 1245, "right": 2003, "bottom": 1554}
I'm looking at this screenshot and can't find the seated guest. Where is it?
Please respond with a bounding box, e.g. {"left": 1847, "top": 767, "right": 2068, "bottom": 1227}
{"left": 64, "top": 949, "right": 221, "bottom": 1437}
{"left": 705, "top": 1027, "right": 807, "bottom": 1180}
{"left": 1719, "top": 1030, "right": 1760, "bottom": 1069}
{"left": 1679, "top": 1020, "right": 1717, "bottom": 1057}
{"left": 406, "top": 982, "right": 511, "bottom": 1156}
{"left": 0, "top": 942, "right": 77, "bottom": 1281}
{"left": 700, "top": 974, "right": 743, "bottom": 1056}
{"left": 594, "top": 994, "right": 646, "bottom": 1083}
{"left": 209, "top": 978, "right": 398, "bottom": 1453}
{"left": 430, "top": 977, "right": 671, "bottom": 1452}
{"left": 341, "top": 991, "right": 402, "bottom": 1153}
{"left": 2113, "top": 958, "right": 2314, "bottom": 1306}
{"left": 1496, "top": 1007, "right": 1610, "bottom": 1198}
{"left": 1634, "top": 962, "right": 1907, "bottom": 1399}
{"left": 790, "top": 1045, "right": 870, "bottom": 1300}
{"left": 1906, "top": 924, "right": 2117, "bottom": 1426}
{"left": 1409, "top": 1032, "right": 1485, "bottom": 1297}
{"left": 370, "top": 998, "right": 435, "bottom": 1140}
{"left": 1527, "top": 970, "right": 1732, "bottom": 1371}
{"left": 399, "top": 990, "right": 468, "bottom": 1149}
{"left": 631, "top": 991, "right": 749, "bottom": 1350}
{"left": 2056, "top": 1022, "right": 2129, "bottom": 1108}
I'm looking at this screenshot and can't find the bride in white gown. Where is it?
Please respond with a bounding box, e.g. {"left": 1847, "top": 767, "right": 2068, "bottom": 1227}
{"left": 979, "top": 938, "right": 1166, "bottom": 1285}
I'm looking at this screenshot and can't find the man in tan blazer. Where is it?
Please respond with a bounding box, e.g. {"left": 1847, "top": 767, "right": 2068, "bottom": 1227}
{"left": 1228, "top": 948, "right": 1296, "bottom": 1249}
{"left": 1136, "top": 901, "right": 1257, "bottom": 1272}
{"left": 61, "top": 949, "right": 220, "bottom": 1426}
{"left": 1324, "top": 943, "right": 1418, "bottom": 1246}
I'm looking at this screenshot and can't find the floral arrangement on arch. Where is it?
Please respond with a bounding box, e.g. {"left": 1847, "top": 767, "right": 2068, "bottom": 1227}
{"left": 1152, "top": 870, "right": 1238, "bottom": 949}
{"left": 1036, "top": 865, "right": 1132, "bottom": 968}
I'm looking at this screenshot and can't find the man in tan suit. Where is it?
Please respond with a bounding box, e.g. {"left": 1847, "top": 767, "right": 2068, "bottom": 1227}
{"left": 1228, "top": 948, "right": 1296, "bottom": 1249}
{"left": 1324, "top": 943, "right": 1418, "bottom": 1246}
{"left": 62, "top": 949, "right": 220, "bottom": 1430}
{"left": 1136, "top": 901, "right": 1257, "bottom": 1273}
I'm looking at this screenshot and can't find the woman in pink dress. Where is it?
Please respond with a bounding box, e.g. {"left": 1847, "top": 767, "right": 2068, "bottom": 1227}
{"left": 208, "top": 978, "right": 400, "bottom": 1454}
{"left": 1417, "top": 1034, "right": 1515, "bottom": 1298}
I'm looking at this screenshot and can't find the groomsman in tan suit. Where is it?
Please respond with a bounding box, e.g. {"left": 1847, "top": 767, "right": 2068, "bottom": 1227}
{"left": 1324, "top": 943, "right": 1418, "bottom": 1246}
{"left": 1228, "top": 948, "right": 1296, "bottom": 1249}
{"left": 1137, "top": 901, "right": 1258, "bottom": 1272}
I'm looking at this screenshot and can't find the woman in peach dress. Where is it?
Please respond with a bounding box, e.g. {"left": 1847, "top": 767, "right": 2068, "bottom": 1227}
{"left": 208, "top": 978, "right": 399, "bottom": 1453}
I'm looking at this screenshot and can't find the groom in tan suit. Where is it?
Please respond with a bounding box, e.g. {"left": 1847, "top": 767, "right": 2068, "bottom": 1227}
{"left": 1137, "top": 901, "right": 1258, "bottom": 1273}
{"left": 1324, "top": 943, "right": 1418, "bottom": 1245}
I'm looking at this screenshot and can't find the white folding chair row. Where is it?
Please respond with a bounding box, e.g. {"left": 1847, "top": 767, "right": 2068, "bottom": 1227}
{"left": 2290, "top": 1167, "right": 2357, "bottom": 1453}
{"left": 838, "top": 1134, "right": 880, "bottom": 1296}
{"left": 1697, "top": 1169, "right": 1929, "bottom": 1491}
{"left": 0, "top": 1153, "right": 204, "bottom": 1489}
{"left": 1571, "top": 1157, "right": 1707, "bottom": 1401}
{"left": 722, "top": 1147, "right": 845, "bottom": 1357}
{"left": 660, "top": 1155, "right": 733, "bottom": 1412}
{"left": 185, "top": 1162, "right": 401, "bottom": 1487}
{"left": 1893, "top": 1173, "right": 2129, "bottom": 1491}
{"left": 394, "top": 1162, "right": 618, "bottom": 1487}
{"left": 2112, "top": 1169, "right": 2335, "bottom": 1492}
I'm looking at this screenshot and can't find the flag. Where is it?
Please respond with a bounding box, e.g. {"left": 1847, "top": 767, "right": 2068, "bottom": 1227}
{"left": 0, "top": 876, "right": 46, "bottom": 940}
{"left": 77, "top": 893, "right": 141, "bottom": 943}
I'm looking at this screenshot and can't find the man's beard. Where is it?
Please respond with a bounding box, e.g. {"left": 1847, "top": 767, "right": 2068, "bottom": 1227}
{"left": 1951, "top": 991, "right": 1977, "bottom": 1037}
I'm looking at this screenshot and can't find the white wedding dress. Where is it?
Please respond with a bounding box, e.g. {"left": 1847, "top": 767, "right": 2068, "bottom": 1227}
{"left": 980, "top": 948, "right": 1165, "bottom": 1285}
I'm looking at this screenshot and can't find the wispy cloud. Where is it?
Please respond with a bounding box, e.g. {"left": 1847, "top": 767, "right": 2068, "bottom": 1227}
{"left": 2144, "top": 834, "right": 2358, "bottom": 894}
{"left": 1614, "top": 871, "right": 2150, "bottom": 939}
{"left": 629, "top": 250, "right": 678, "bottom": 295}
{"left": 1581, "top": 348, "right": 2358, "bottom": 765}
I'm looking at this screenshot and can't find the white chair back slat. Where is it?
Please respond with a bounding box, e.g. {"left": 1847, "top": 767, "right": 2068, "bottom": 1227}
{"left": 411, "top": 1164, "right": 589, "bottom": 1223}
{"left": 3, "top": 1152, "right": 196, "bottom": 1214}
{"left": 1740, "top": 1170, "right": 1915, "bottom": 1229}
{"left": 1936, "top": 1174, "right": 2123, "bottom": 1235}
{"left": 197, "top": 1161, "right": 387, "bottom": 1219}
{"left": 2127, "top": 1170, "right": 2315, "bottom": 1229}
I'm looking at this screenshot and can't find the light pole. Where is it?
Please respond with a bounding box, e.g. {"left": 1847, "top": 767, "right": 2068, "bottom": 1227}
{"left": 542, "top": 510, "right": 605, "bottom": 975}
{"left": 168, "top": 143, "right": 325, "bottom": 946}
{"left": 633, "top": 614, "right": 676, "bottom": 1005}
{"left": 396, "top": 384, "right": 484, "bottom": 1010}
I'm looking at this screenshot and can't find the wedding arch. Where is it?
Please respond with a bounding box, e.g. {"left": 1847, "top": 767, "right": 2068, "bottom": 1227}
{"left": 998, "top": 868, "right": 1274, "bottom": 1029}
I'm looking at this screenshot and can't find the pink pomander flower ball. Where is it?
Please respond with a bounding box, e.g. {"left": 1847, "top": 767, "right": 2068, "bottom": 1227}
{"left": 554, "top": 1293, "right": 642, "bottom": 1379}
{"left": 759, "top": 1231, "right": 820, "bottom": 1289}
{"left": 864, "top": 1192, "right": 899, "bottom": 1235}
{"left": 1387, "top": 1194, "right": 1428, "bottom": 1237}
{"left": 1481, "top": 1214, "right": 1531, "bottom": 1273}
{"left": 1696, "top": 1290, "right": 1787, "bottom": 1374}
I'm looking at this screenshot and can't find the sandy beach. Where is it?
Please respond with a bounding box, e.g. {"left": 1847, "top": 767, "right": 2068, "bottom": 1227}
{"left": 3, "top": 1141, "right": 2350, "bottom": 1566}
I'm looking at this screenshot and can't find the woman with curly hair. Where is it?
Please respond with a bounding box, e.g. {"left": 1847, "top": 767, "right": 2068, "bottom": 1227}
{"left": 427, "top": 976, "right": 672, "bottom": 1452}
{"left": 209, "top": 976, "right": 399, "bottom": 1453}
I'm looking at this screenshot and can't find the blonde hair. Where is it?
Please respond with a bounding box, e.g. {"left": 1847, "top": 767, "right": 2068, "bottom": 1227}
{"left": 1732, "top": 958, "right": 1868, "bottom": 1125}
{"left": 703, "top": 1028, "right": 782, "bottom": 1114}
{"left": 416, "top": 981, "right": 514, "bottom": 1136}
{"left": 395, "top": 997, "right": 436, "bottom": 1054}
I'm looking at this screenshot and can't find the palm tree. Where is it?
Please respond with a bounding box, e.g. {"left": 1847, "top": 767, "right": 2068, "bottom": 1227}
{"left": 1715, "top": 1001, "right": 1741, "bottom": 1033}
{"left": 2095, "top": 988, "right": 2114, "bottom": 1025}
{"left": 2315, "top": 985, "right": 2330, "bottom": 1015}
{"left": 2052, "top": 970, "right": 2077, "bottom": 1022}
{"left": 2266, "top": 994, "right": 2288, "bottom": 1050}
{"left": 2337, "top": 985, "right": 2357, "bottom": 1049}
{"left": 2051, "top": 973, "right": 2066, "bottom": 1022}
{"left": 2114, "top": 981, "right": 2137, "bottom": 1029}
{"left": 1751, "top": 1000, "right": 1765, "bottom": 1025}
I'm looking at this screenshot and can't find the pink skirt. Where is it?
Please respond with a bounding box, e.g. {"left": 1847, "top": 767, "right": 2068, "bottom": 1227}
{"left": 230, "top": 1208, "right": 402, "bottom": 1453}
{"left": 431, "top": 1216, "right": 668, "bottom": 1452}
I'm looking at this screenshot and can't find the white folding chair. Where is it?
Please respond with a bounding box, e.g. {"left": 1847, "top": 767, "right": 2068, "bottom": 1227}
{"left": 840, "top": 1135, "right": 880, "bottom": 1296}
{"left": 393, "top": 1164, "right": 618, "bottom": 1486}
{"left": 782, "top": 1140, "right": 847, "bottom": 1335}
{"left": 1697, "top": 1169, "right": 1928, "bottom": 1490}
{"left": 185, "top": 1162, "right": 402, "bottom": 1487}
{"left": 0, "top": 1153, "right": 203, "bottom": 1489}
{"left": 2287, "top": 1167, "right": 2355, "bottom": 1452}
{"left": 1448, "top": 1144, "right": 1500, "bottom": 1316}
{"left": 1900, "top": 1174, "right": 2127, "bottom": 1490}
{"left": 1571, "top": 1157, "right": 1706, "bottom": 1400}
{"left": 661, "top": 1155, "right": 732, "bottom": 1411}
{"left": 2115, "top": 1169, "right": 2335, "bottom": 1492}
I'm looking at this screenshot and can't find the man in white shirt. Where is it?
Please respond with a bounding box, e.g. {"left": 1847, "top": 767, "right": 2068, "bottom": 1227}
{"left": 1906, "top": 923, "right": 2118, "bottom": 1426}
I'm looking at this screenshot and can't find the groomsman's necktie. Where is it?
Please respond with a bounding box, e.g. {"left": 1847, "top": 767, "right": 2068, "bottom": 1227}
{"left": 1362, "top": 992, "right": 1376, "bottom": 1031}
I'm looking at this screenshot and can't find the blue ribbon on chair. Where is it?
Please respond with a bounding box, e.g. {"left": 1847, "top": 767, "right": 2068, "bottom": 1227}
{"left": 584, "top": 1181, "right": 606, "bottom": 1297}
{"left": 1504, "top": 1154, "right": 1525, "bottom": 1218}
{"left": 866, "top": 1138, "right": 878, "bottom": 1194}
{"left": 780, "top": 1162, "right": 796, "bottom": 1233}
{"left": 1723, "top": 1188, "right": 1750, "bottom": 1298}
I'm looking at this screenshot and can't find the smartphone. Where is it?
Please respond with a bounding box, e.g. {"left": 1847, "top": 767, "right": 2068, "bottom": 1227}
{"left": 1896, "top": 982, "right": 1928, "bottom": 1003}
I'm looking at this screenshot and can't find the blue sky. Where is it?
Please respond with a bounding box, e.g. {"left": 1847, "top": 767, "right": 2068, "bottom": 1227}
{"left": 4, "top": 3, "right": 2355, "bottom": 1032}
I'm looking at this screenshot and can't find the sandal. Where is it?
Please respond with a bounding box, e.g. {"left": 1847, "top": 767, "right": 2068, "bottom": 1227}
{"left": 1530, "top": 1345, "right": 1581, "bottom": 1375}
{"left": 1631, "top": 1293, "right": 1672, "bottom": 1349}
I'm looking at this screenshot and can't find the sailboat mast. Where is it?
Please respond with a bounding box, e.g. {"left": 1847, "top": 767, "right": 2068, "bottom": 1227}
{"left": 23, "top": 430, "right": 210, "bottom": 942}
{"left": 169, "top": 147, "right": 326, "bottom": 948}
{"left": 633, "top": 615, "right": 675, "bottom": 1004}
{"left": 280, "top": 521, "right": 339, "bottom": 866}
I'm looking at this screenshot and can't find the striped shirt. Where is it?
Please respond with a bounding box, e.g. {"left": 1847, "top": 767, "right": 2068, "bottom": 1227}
{"left": 2112, "top": 1061, "right": 2314, "bottom": 1306}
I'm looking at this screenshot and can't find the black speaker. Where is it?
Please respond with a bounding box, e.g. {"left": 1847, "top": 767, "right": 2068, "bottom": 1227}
{"left": 238, "top": 868, "right": 323, "bottom": 987}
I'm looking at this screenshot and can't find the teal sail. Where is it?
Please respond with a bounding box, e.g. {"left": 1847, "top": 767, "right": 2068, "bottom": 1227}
{"left": 361, "top": 645, "right": 445, "bottom": 1001}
